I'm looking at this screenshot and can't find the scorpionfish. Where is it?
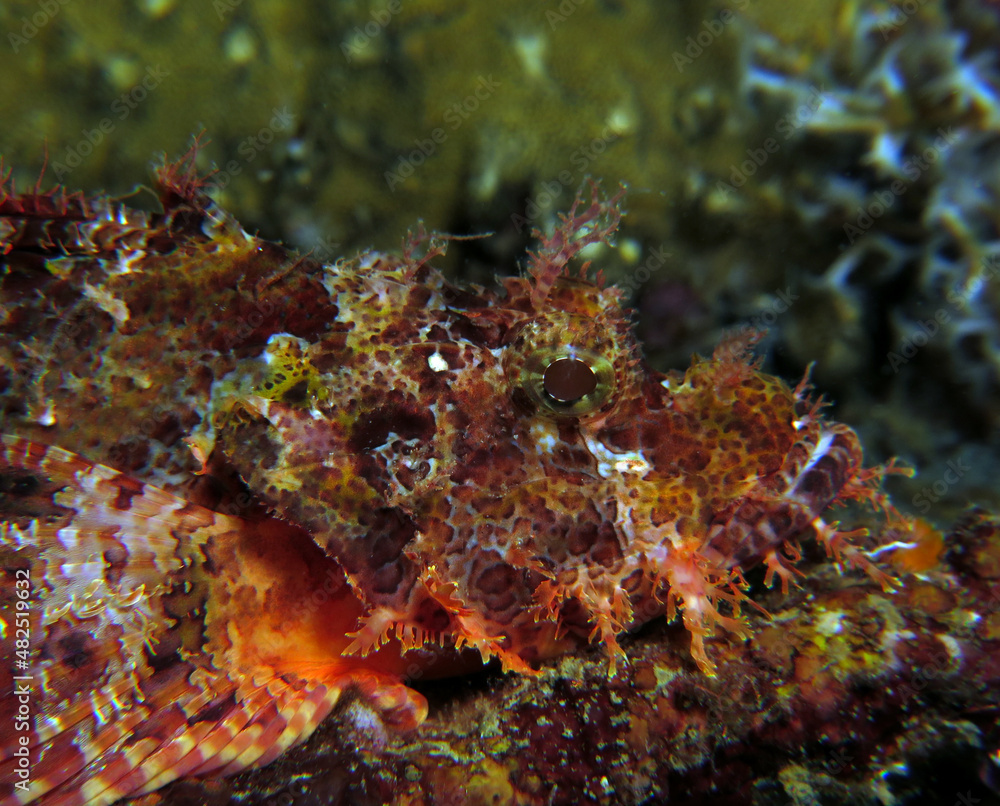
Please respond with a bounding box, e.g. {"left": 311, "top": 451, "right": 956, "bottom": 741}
{"left": 0, "top": 148, "right": 911, "bottom": 805}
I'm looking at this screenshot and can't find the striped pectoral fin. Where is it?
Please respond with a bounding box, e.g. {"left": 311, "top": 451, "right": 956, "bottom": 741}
{"left": 1, "top": 436, "right": 434, "bottom": 804}
{"left": 8, "top": 663, "right": 425, "bottom": 806}
{"left": 128, "top": 676, "right": 345, "bottom": 798}
{"left": 25, "top": 677, "right": 236, "bottom": 806}
{"left": 128, "top": 668, "right": 426, "bottom": 798}
{"left": 0, "top": 436, "right": 333, "bottom": 804}
{"left": 0, "top": 658, "right": 211, "bottom": 805}
{"left": 1, "top": 672, "right": 346, "bottom": 806}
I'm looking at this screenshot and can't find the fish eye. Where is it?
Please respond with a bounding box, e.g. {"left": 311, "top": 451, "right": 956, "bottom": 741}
{"left": 521, "top": 346, "right": 616, "bottom": 417}
{"left": 543, "top": 357, "right": 597, "bottom": 403}
{"left": 503, "top": 314, "right": 622, "bottom": 419}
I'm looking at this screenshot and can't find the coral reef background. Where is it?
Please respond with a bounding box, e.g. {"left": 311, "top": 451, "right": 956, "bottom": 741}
{"left": 1, "top": 0, "right": 1000, "bottom": 803}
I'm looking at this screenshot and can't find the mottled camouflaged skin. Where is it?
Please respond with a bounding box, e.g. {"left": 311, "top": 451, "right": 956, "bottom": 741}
{"left": 0, "top": 152, "right": 908, "bottom": 805}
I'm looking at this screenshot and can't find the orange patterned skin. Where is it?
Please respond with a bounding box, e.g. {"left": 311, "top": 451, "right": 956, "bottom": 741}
{"left": 0, "top": 151, "right": 911, "bottom": 804}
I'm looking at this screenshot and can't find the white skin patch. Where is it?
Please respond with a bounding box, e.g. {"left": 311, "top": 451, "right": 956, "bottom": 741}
{"left": 427, "top": 351, "right": 449, "bottom": 372}
{"left": 530, "top": 421, "right": 559, "bottom": 454}
{"left": 582, "top": 433, "right": 651, "bottom": 479}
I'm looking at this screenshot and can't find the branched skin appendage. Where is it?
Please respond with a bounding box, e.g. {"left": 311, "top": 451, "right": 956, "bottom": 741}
{"left": 0, "top": 153, "right": 916, "bottom": 804}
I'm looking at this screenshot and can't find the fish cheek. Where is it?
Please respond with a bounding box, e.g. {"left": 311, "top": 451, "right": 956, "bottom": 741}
{"left": 340, "top": 507, "right": 421, "bottom": 605}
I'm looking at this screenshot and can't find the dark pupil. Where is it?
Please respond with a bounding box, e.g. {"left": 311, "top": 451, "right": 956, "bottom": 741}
{"left": 542, "top": 358, "right": 597, "bottom": 403}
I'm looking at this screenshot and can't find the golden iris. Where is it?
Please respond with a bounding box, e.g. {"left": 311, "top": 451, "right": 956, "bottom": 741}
{"left": 521, "top": 346, "right": 616, "bottom": 417}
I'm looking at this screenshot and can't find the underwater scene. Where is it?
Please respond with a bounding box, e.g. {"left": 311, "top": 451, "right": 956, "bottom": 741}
{"left": 1, "top": 0, "right": 999, "bottom": 804}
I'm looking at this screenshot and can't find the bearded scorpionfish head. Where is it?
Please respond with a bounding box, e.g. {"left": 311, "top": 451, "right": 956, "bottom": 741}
{"left": 209, "top": 183, "right": 895, "bottom": 678}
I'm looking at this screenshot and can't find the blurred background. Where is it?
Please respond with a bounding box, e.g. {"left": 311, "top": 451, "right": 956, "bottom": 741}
{"left": 1, "top": 0, "right": 998, "bottom": 520}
